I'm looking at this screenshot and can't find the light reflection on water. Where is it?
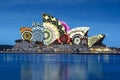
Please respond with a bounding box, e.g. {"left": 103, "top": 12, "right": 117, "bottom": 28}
{"left": 0, "top": 54, "right": 120, "bottom": 80}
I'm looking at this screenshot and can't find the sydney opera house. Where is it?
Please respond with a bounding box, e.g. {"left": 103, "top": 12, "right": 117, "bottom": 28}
{"left": 12, "top": 13, "right": 110, "bottom": 53}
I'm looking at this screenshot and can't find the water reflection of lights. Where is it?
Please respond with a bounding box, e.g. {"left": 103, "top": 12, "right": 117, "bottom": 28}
{"left": 1, "top": 54, "right": 119, "bottom": 64}
{"left": 88, "top": 59, "right": 103, "bottom": 79}
{"left": 0, "top": 54, "right": 120, "bottom": 80}
{"left": 103, "top": 55, "right": 109, "bottom": 63}
{"left": 69, "top": 64, "right": 88, "bottom": 80}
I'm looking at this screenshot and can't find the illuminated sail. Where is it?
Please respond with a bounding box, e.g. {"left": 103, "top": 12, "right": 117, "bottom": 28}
{"left": 20, "top": 27, "right": 32, "bottom": 41}
{"left": 68, "top": 27, "right": 89, "bottom": 38}
{"left": 88, "top": 34, "right": 106, "bottom": 47}
{"left": 42, "top": 13, "right": 66, "bottom": 45}
{"left": 43, "top": 22, "right": 60, "bottom": 45}
{"left": 32, "top": 22, "right": 44, "bottom": 42}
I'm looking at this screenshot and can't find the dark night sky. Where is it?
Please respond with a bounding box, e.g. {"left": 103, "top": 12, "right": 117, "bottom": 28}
{"left": 0, "top": 0, "right": 120, "bottom": 47}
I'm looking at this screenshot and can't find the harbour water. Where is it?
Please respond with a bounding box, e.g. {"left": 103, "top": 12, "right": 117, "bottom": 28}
{"left": 0, "top": 53, "right": 120, "bottom": 80}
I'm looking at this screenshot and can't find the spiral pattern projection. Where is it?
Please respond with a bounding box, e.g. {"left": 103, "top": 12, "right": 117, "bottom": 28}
{"left": 59, "top": 21, "right": 70, "bottom": 32}
{"left": 88, "top": 34, "right": 106, "bottom": 47}
{"left": 72, "top": 34, "right": 81, "bottom": 45}
{"left": 32, "top": 22, "right": 44, "bottom": 42}
{"left": 21, "top": 31, "right": 32, "bottom": 41}
{"left": 32, "top": 31, "right": 44, "bottom": 42}
{"left": 68, "top": 27, "right": 89, "bottom": 38}
{"left": 43, "top": 22, "right": 60, "bottom": 45}
{"left": 20, "top": 27, "right": 32, "bottom": 41}
{"left": 57, "top": 33, "right": 71, "bottom": 44}
{"left": 42, "top": 13, "right": 66, "bottom": 36}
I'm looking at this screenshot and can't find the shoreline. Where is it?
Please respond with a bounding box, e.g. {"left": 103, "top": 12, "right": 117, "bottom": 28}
{"left": 0, "top": 51, "right": 120, "bottom": 55}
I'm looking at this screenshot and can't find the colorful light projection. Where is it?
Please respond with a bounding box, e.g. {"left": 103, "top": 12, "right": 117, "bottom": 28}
{"left": 57, "top": 33, "right": 71, "bottom": 44}
{"left": 20, "top": 27, "right": 32, "bottom": 41}
{"left": 88, "top": 34, "right": 106, "bottom": 47}
{"left": 68, "top": 27, "right": 89, "bottom": 38}
{"left": 18, "top": 13, "right": 106, "bottom": 47}
{"left": 59, "top": 21, "right": 70, "bottom": 32}
{"left": 42, "top": 13, "right": 66, "bottom": 36}
{"left": 72, "top": 34, "right": 81, "bottom": 45}
{"left": 43, "top": 22, "right": 60, "bottom": 45}
{"left": 32, "top": 22, "right": 44, "bottom": 42}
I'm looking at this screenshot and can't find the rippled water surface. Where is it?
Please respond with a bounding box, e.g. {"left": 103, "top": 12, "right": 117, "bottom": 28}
{"left": 0, "top": 53, "right": 120, "bottom": 80}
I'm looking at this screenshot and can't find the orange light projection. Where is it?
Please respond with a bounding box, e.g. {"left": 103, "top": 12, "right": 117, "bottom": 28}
{"left": 20, "top": 27, "right": 32, "bottom": 34}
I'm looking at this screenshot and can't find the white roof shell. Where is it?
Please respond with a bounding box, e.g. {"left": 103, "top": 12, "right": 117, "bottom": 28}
{"left": 67, "top": 27, "right": 90, "bottom": 38}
